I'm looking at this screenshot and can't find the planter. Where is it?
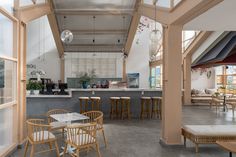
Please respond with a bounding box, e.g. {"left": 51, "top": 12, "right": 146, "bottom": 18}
{"left": 82, "top": 82, "right": 88, "bottom": 89}
{"left": 26, "top": 90, "right": 31, "bottom": 95}
{"left": 34, "top": 90, "right": 40, "bottom": 95}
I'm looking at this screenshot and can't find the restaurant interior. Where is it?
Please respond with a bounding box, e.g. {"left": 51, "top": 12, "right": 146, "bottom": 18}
{"left": 1, "top": 0, "right": 236, "bottom": 157}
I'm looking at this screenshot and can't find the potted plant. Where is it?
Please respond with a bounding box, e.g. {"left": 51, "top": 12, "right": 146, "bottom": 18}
{"left": 78, "top": 70, "right": 96, "bottom": 89}
{"left": 26, "top": 81, "right": 43, "bottom": 95}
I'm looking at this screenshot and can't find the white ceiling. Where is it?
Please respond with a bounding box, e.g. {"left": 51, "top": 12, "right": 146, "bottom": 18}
{"left": 184, "top": 0, "right": 236, "bottom": 31}
{"left": 53, "top": 0, "right": 136, "bottom": 52}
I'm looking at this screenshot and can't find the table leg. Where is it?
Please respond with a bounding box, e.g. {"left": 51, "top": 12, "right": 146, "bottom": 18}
{"left": 223, "top": 96, "right": 226, "bottom": 112}
{"left": 229, "top": 152, "right": 232, "bottom": 157}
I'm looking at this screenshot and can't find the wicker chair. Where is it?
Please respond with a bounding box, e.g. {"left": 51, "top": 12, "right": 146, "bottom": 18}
{"left": 63, "top": 122, "right": 101, "bottom": 157}
{"left": 82, "top": 111, "right": 107, "bottom": 148}
{"left": 24, "top": 119, "right": 60, "bottom": 157}
{"left": 46, "top": 109, "right": 70, "bottom": 137}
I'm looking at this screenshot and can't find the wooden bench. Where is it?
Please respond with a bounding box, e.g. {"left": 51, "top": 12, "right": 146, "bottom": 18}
{"left": 182, "top": 125, "right": 236, "bottom": 152}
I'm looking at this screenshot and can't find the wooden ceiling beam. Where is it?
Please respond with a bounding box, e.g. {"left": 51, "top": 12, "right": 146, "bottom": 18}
{"left": 70, "top": 29, "right": 128, "bottom": 35}
{"left": 124, "top": 0, "right": 142, "bottom": 55}
{"left": 138, "top": 3, "right": 170, "bottom": 25}
{"left": 170, "top": 0, "right": 224, "bottom": 25}
{"left": 54, "top": 9, "right": 134, "bottom": 15}
{"left": 15, "top": 3, "right": 51, "bottom": 23}
{"left": 47, "top": 1, "right": 64, "bottom": 57}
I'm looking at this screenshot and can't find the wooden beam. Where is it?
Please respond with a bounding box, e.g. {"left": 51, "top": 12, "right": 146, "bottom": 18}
{"left": 15, "top": 3, "right": 51, "bottom": 23}
{"left": 54, "top": 9, "right": 134, "bottom": 15}
{"left": 182, "top": 31, "right": 212, "bottom": 59}
{"left": 47, "top": 1, "right": 64, "bottom": 57}
{"left": 170, "top": 0, "right": 223, "bottom": 24}
{"left": 70, "top": 29, "right": 128, "bottom": 35}
{"left": 139, "top": 3, "right": 170, "bottom": 24}
{"left": 124, "top": 0, "right": 142, "bottom": 55}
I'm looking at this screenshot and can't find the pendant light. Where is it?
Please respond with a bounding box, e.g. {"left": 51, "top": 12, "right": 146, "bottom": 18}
{"left": 149, "top": 0, "right": 162, "bottom": 60}
{"left": 61, "top": 16, "right": 73, "bottom": 44}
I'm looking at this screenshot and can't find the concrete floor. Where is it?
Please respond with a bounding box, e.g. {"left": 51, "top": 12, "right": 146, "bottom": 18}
{"left": 10, "top": 105, "right": 236, "bottom": 157}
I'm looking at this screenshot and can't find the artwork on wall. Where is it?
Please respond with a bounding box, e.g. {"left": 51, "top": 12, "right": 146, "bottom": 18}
{"left": 0, "top": 59, "right": 5, "bottom": 88}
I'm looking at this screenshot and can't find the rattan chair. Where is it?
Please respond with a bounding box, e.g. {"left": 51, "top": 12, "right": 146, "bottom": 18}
{"left": 24, "top": 119, "right": 60, "bottom": 157}
{"left": 46, "top": 109, "right": 70, "bottom": 137}
{"left": 63, "top": 122, "right": 101, "bottom": 157}
{"left": 82, "top": 111, "right": 107, "bottom": 148}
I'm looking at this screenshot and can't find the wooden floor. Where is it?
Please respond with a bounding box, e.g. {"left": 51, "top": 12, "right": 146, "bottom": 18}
{"left": 11, "top": 105, "right": 236, "bottom": 157}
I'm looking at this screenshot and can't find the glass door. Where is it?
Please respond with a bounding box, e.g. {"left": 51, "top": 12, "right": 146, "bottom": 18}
{"left": 0, "top": 6, "right": 18, "bottom": 156}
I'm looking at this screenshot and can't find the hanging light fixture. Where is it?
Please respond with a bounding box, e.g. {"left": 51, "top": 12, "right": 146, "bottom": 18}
{"left": 149, "top": 0, "right": 162, "bottom": 60}
{"left": 61, "top": 16, "right": 73, "bottom": 44}
{"left": 92, "top": 15, "right": 96, "bottom": 55}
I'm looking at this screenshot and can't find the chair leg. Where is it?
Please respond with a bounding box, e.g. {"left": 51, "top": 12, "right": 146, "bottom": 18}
{"left": 30, "top": 145, "right": 35, "bottom": 157}
{"left": 49, "top": 142, "right": 53, "bottom": 149}
{"left": 55, "top": 141, "right": 60, "bottom": 157}
{"left": 63, "top": 143, "right": 68, "bottom": 157}
{"left": 23, "top": 140, "right": 29, "bottom": 157}
{"left": 76, "top": 149, "right": 80, "bottom": 157}
{"left": 95, "top": 142, "right": 101, "bottom": 157}
{"left": 102, "top": 129, "right": 107, "bottom": 148}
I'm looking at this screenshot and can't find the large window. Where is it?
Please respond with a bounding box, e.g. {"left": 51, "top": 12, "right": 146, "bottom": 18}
{"left": 0, "top": 8, "right": 18, "bottom": 157}
{"left": 65, "top": 53, "right": 123, "bottom": 79}
{"left": 150, "top": 65, "right": 162, "bottom": 88}
{"left": 0, "top": 13, "right": 14, "bottom": 58}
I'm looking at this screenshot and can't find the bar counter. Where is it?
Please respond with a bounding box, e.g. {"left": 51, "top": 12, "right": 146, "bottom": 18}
{"left": 27, "top": 88, "right": 162, "bottom": 118}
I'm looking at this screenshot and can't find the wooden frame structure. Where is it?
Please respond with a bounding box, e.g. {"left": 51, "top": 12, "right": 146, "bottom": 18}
{"left": 0, "top": 1, "right": 225, "bottom": 155}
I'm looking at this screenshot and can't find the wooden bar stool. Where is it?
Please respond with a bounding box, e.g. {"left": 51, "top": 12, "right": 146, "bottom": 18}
{"left": 110, "top": 97, "right": 120, "bottom": 119}
{"left": 120, "top": 97, "right": 131, "bottom": 119}
{"left": 140, "top": 97, "right": 151, "bottom": 119}
{"left": 151, "top": 97, "right": 162, "bottom": 119}
{"left": 90, "top": 97, "right": 101, "bottom": 111}
{"left": 79, "top": 97, "right": 89, "bottom": 113}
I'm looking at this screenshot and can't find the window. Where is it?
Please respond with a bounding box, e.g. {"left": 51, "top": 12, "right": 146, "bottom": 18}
{"left": 150, "top": 65, "right": 162, "bottom": 88}
{"left": 0, "top": 9, "right": 18, "bottom": 156}
{"left": 0, "top": 0, "right": 14, "bottom": 14}
{"left": 65, "top": 53, "right": 122, "bottom": 79}
{"left": 0, "top": 13, "right": 14, "bottom": 58}
{"left": 0, "top": 59, "right": 17, "bottom": 105}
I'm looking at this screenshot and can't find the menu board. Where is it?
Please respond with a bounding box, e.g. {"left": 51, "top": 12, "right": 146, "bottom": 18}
{"left": 0, "top": 59, "right": 4, "bottom": 88}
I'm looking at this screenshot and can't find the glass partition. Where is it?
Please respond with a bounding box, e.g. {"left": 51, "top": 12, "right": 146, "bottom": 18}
{"left": 0, "top": 106, "right": 17, "bottom": 154}
{"left": 0, "top": 9, "right": 18, "bottom": 156}
{"left": 0, "top": 59, "right": 17, "bottom": 105}
{"left": 0, "top": 0, "right": 14, "bottom": 14}
{"left": 0, "top": 13, "right": 14, "bottom": 58}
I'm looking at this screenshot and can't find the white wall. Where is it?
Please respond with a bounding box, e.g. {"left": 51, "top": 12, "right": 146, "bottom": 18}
{"left": 26, "top": 16, "right": 61, "bottom": 82}
{"left": 126, "top": 16, "right": 162, "bottom": 88}
{"left": 191, "top": 68, "right": 215, "bottom": 90}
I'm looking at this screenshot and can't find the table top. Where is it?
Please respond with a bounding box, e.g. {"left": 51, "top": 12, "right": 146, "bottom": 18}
{"left": 216, "top": 141, "right": 236, "bottom": 153}
{"left": 50, "top": 112, "right": 89, "bottom": 122}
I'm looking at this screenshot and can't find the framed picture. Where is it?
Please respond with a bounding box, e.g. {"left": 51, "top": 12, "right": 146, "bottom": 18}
{"left": 0, "top": 59, "right": 4, "bottom": 88}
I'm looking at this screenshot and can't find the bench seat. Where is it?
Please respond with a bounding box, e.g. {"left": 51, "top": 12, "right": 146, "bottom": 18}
{"left": 182, "top": 125, "right": 236, "bottom": 152}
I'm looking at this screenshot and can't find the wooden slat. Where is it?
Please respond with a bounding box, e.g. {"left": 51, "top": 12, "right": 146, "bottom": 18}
{"left": 15, "top": 3, "right": 51, "bottom": 23}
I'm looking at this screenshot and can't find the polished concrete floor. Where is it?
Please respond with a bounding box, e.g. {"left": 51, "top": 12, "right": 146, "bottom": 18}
{"left": 10, "top": 105, "right": 236, "bottom": 157}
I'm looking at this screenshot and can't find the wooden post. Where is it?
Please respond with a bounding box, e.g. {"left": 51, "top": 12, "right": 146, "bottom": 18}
{"left": 183, "top": 55, "right": 192, "bottom": 105}
{"left": 18, "top": 21, "right": 27, "bottom": 144}
{"left": 161, "top": 24, "right": 182, "bottom": 144}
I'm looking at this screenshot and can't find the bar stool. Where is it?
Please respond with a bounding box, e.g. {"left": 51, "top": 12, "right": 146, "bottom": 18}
{"left": 79, "top": 97, "right": 89, "bottom": 113}
{"left": 90, "top": 97, "right": 101, "bottom": 111}
{"left": 151, "top": 97, "right": 162, "bottom": 119}
{"left": 110, "top": 97, "right": 120, "bottom": 119}
{"left": 120, "top": 97, "right": 131, "bottom": 119}
{"left": 140, "top": 97, "right": 151, "bottom": 119}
